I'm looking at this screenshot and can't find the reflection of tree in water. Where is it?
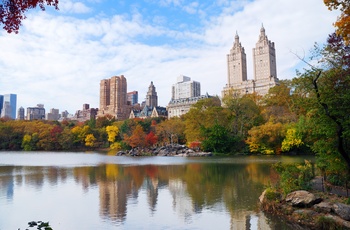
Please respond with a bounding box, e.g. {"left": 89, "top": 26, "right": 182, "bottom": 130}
{"left": 71, "top": 161, "right": 275, "bottom": 227}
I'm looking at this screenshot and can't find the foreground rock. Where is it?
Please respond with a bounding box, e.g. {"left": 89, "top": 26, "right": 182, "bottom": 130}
{"left": 259, "top": 189, "right": 350, "bottom": 229}
{"left": 116, "top": 144, "right": 212, "bottom": 157}
{"left": 285, "top": 190, "right": 322, "bottom": 207}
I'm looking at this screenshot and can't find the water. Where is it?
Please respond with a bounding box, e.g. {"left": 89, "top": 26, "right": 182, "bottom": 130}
{"left": 0, "top": 152, "right": 313, "bottom": 230}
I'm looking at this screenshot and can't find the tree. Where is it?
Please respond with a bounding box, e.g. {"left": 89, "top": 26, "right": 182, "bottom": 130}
{"left": 155, "top": 117, "right": 185, "bottom": 145}
{"left": 184, "top": 97, "right": 227, "bottom": 143}
{"left": 200, "top": 122, "right": 235, "bottom": 153}
{"left": 123, "top": 124, "right": 146, "bottom": 148}
{"left": 85, "top": 134, "right": 96, "bottom": 147}
{"left": 145, "top": 131, "right": 158, "bottom": 147}
{"left": 223, "top": 94, "right": 263, "bottom": 137}
{"left": 0, "top": 0, "right": 59, "bottom": 33}
{"left": 324, "top": 0, "right": 350, "bottom": 44}
{"left": 246, "top": 121, "right": 286, "bottom": 154}
{"left": 106, "top": 125, "right": 119, "bottom": 143}
{"left": 296, "top": 33, "right": 350, "bottom": 176}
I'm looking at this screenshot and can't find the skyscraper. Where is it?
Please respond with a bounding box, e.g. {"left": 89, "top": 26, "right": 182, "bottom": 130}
{"left": 145, "top": 81, "right": 158, "bottom": 108}
{"left": 171, "top": 75, "right": 200, "bottom": 100}
{"left": 0, "top": 94, "right": 17, "bottom": 119}
{"left": 227, "top": 32, "right": 247, "bottom": 85}
{"left": 99, "top": 75, "right": 130, "bottom": 120}
{"left": 222, "top": 26, "right": 279, "bottom": 97}
{"left": 17, "top": 106, "right": 25, "bottom": 120}
{"left": 127, "top": 91, "right": 138, "bottom": 105}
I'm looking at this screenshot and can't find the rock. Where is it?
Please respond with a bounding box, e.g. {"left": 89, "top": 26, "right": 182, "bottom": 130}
{"left": 293, "top": 209, "right": 317, "bottom": 216}
{"left": 333, "top": 203, "right": 350, "bottom": 221}
{"left": 313, "top": 201, "right": 333, "bottom": 213}
{"left": 116, "top": 151, "right": 127, "bottom": 156}
{"left": 259, "top": 189, "right": 268, "bottom": 203}
{"left": 324, "top": 214, "right": 350, "bottom": 229}
{"left": 285, "top": 190, "right": 322, "bottom": 207}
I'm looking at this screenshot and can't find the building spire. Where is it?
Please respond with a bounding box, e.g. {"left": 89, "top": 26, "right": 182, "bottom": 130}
{"left": 259, "top": 24, "right": 266, "bottom": 41}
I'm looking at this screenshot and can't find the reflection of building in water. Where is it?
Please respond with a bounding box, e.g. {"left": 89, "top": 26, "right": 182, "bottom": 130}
{"left": 229, "top": 211, "right": 270, "bottom": 230}
{"left": 98, "top": 180, "right": 134, "bottom": 222}
{"left": 168, "top": 179, "right": 195, "bottom": 221}
{"left": 0, "top": 174, "right": 14, "bottom": 200}
{"left": 146, "top": 177, "right": 159, "bottom": 212}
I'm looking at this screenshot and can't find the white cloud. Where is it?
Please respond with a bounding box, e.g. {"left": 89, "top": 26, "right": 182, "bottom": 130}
{"left": 0, "top": 0, "right": 340, "bottom": 115}
{"left": 59, "top": 0, "right": 92, "bottom": 14}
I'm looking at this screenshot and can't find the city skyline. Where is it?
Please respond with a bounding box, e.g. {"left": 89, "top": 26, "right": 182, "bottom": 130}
{"left": 0, "top": 0, "right": 338, "bottom": 113}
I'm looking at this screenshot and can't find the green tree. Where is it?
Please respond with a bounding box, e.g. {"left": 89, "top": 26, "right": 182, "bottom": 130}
{"left": 200, "top": 122, "right": 236, "bottom": 153}
{"left": 184, "top": 97, "right": 227, "bottom": 143}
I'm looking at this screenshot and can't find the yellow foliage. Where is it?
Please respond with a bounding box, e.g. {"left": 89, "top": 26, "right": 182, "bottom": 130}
{"left": 85, "top": 134, "right": 96, "bottom": 147}
{"left": 110, "top": 142, "right": 121, "bottom": 150}
{"left": 106, "top": 125, "right": 119, "bottom": 143}
{"left": 281, "top": 128, "right": 303, "bottom": 152}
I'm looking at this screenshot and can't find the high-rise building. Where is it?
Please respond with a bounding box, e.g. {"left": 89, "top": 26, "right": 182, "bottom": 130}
{"left": 145, "top": 81, "right": 158, "bottom": 108}
{"left": 168, "top": 76, "right": 212, "bottom": 118}
{"left": 127, "top": 91, "right": 138, "bottom": 105}
{"left": 227, "top": 32, "right": 247, "bottom": 85}
{"left": 172, "top": 75, "right": 200, "bottom": 100}
{"left": 0, "top": 94, "right": 17, "bottom": 119}
{"left": 222, "top": 26, "right": 279, "bottom": 97}
{"left": 98, "top": 75, "right": 130, "bottom": 120}
{"left": 46, "top": 108, "right": 60, "bottom": 121}
{"left": 26, "top": 104, "right": 45, "bottom": 120}
{"left": 17, "top": 106, "right": 25, "bottom": 120}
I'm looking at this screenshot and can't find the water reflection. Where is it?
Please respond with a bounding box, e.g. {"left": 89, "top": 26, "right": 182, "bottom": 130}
{"left": 0, "top": 154, "right": 305, "bottom": 229}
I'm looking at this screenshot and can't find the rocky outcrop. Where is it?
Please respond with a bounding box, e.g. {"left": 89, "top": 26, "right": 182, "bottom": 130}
{"left": 116, "top": 144, "right": 212, "bottom": 157}
{"left": 333, "top": 203, "right": 350, "bottom": 221}
{"left": 259, "top": 189, "right": 350, "bottom": 229}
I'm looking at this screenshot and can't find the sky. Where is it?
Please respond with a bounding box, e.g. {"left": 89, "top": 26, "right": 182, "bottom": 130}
{"left": 0, "top": 0, "right": 339, "bottom": 115}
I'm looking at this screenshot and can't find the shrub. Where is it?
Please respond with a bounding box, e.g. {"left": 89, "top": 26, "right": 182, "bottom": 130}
{"left": 316, "top": 215, "right": 341, "bottom": 230}
{"left": 273, "top": 160, "right": 314, "bottom": 195}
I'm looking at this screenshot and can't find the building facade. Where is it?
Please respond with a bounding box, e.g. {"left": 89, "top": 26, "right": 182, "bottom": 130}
{"left": 73, "top": 104, "right": 98, "bottom": 122}
{"left": 172, "top": 75, "right": 200, "bottom": 100}
{"left": 145, "top": 81, "right": 158, "bottom": 108}
{"left": 222, "top": 26, "right": 279, "bottom": 97}
{"left": 98, "top": 75, "right": 130, "bottom": 120}
{"left": 167, "top": 94, "right": 212, "bottom": 118}
{"left": 17, "top": 106, "right": 25, "bottom": 120}
{"left": 127, "top": 91, "right": 138, "bottom": 105}
{"left": 46, "top": 108, "right": 60, "bottom": 121}
{"left": 26, "top": 104, "right": 45, "bottom": 120}
{"left": 1, "top": 94, "right": 17, "bottom": 119}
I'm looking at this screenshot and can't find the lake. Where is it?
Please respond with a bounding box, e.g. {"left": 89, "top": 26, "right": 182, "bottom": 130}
{"left": 0, "top": 152, "right": 313, "bottom": 230}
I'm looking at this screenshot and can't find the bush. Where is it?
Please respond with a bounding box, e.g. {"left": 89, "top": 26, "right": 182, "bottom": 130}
{"left": 273, "top": 160, "right": 314, "bottom": 195}
{"left": 316, "top": 216, "right": 341, "bottom": 230}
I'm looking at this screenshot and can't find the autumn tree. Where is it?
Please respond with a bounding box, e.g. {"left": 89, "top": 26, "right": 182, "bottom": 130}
{"left": 155, "top": 117, "right": 185, "bottom": 145}
{"left": 324, "top": 0, "right": 350, "bottom": 44}
{"left": 0, "top": 0, "right": 59, "bottom": 33}
{"left": 246, "top": 121, "right": 286, "bottom": 154}
{"left": 223, "top": 93, "right": 263, "bottom": 137}
{"left": 296, "top": 33, "right": 350, "bottom": 179}
{"left": 184, "top": 97, "right": 227, "bottom": 144}
{"left": 123, "top": 124, "right": 146, "bottom": 148}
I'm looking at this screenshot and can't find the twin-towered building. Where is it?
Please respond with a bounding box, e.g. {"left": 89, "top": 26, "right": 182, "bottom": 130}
{"left": 222, "top": 26, "right": 279, "bottom": 96}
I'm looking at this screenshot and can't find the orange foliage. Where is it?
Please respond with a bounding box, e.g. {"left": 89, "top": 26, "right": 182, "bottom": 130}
{"left": 324, "top": 0, "right": 350, "bottom": 44}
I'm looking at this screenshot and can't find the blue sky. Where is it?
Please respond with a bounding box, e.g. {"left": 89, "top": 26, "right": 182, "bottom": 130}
{"left": 0, "top": 0, "right": 338, "bottom": 114}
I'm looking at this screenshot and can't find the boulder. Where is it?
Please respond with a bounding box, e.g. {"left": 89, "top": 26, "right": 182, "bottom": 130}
{"left": 116, "top": 151, "right": 127, "bottom": 156}
{"left": 313, "top": 201, "right": 333, "bottom": 213}
{"left": 333, "top": 203, "right": 350, "bottom": 221}
{"left": 285, "top": 190, "right": 322, "bottom": 207}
